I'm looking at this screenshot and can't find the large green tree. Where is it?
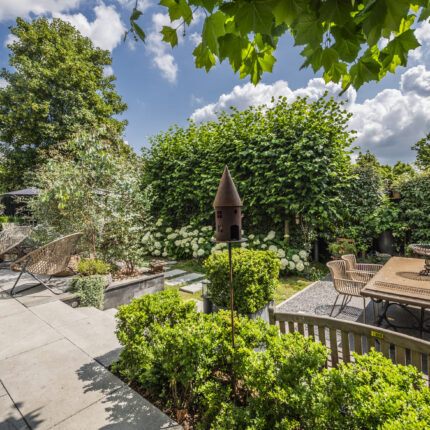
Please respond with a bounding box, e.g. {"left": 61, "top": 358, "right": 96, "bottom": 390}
{"left": 412, "top": 132, "right": 430, "bottom": 170}
{"left": 0, "top": 17, "right": 128, "bottom": 189}
{"left": 130, "top": 1, "right": 425, "bottom": 89}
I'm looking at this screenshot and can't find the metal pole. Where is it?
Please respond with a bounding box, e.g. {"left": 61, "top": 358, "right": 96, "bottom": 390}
{"left": 228, "top": 242, "right": 235, "bottom": 348}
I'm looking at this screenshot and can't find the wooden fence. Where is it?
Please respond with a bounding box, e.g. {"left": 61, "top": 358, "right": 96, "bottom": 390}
{"left": 269, "top": 307, "right": 430, "bottom": 385}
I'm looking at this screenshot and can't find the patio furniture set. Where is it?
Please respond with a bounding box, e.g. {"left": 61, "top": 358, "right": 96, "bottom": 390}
{"left": 0, "top": 224, "right": 82, "bottom": 296}
{"left": 327, "top": 252, "right": 430, "bottom": 337}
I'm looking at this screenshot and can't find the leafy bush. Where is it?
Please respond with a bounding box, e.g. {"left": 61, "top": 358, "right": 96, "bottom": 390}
{"left": 77, "top": 258, "right": 110, "bottom": 276}
{"left": 203, "top": 248, "right": 280, "bottom": 314}
{"left": 143, "top": 97, "right": 354, "bottom": 236}
{"left": 70, "top": 275, "right": 106, "bottom": 309}
{"left": 328, "top": 239, "right": 357, "bottom": 257}
{"left": 114, "top": 291, "right": 430, "bottom": 429}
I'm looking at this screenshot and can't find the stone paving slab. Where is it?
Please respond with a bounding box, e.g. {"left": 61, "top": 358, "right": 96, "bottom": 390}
{"left": 0, "top": 394, "right": 30, "bottom": 429}
{"left": 30, "top": 300, "right": 88, "bottom": 328}
{"left": 56, "top": 312, "right": 122, "bottom": 368}
{"left": 166, "top": 273, "right": 205, "bottom": 286}
{"left": 11, "top": 284, "right": 59, "bottom": 308}
{"left": 53, "top": 386, "right": 181, "bottom": 430}
{"left": 0, "top": 381, "right": 7, "bottom": 397}
{"left": 167, "top": 261, "right": 177, "bottom": 265}
{"left": 179, "top": 282, "right": 203, "bottom": 294}
{"left": 0, "top": 310, "right": 62, "bottom": 360}
{"left": 164, "top": 269, "right": 186, "bottom": 279}
{"left": 0, "top": 338, "right": 124, "bottom": 430}
{"left": 0, "top": 296, "right": 27, "bottom": 319}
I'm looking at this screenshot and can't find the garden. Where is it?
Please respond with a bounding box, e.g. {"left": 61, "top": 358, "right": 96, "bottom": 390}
{"left": 2, "top": 14, "right": 430, "bottom": 430}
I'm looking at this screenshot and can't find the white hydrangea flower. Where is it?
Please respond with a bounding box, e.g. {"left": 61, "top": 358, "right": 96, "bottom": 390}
{"left": 193, "top": 251, "right": 198, "bottom": 258}
{"left": 254, "top": 239, "right": 260, "bottom": 245}
{"left": 192, "top": 243, "right": 199, "bottom": 251}
{"left": 167, "top": 233, "right": 177, "bottom": 240}
{"left": 156, "top": 218, "right": 163, "bottom": 227}
{"left": 153, "top": 249, "right": 161, "bottom": 256}
{"left": 198, "top": 238, "right": 204, "bottom": 244}
{"left": 299, "top": 250, "right": 307, "bottom": 259}
{"left": 162, "top": 251, "right": 168, "bottom": 257}
{"left": 292, "top": 254, "right": 300, "bottom": 263}
{"left": 296, "top": 262, "right": 305, "bottom": 272}
{"left": 197, "top": 248, "right": 205, "bottom": 257}
{"left": 288, "top": 261, "right": 296, "bottom": 270}
{"left": 277, "top": 249, "right": 286, "bottom": 258}
{"left": 175, "top": 240, "right": 181, "bottom": 247}
{"left": 155, "top": 232, "right": 162, "bottom": 238}
{"left": 207, "top": 226, "right": 213, "bottom": 231}
{"left": 264, "top": 230, "right": 276, "bottom": 241}
{"left": 154, "top": 242, "right": 162, "bottom": 249}
{"left": 261, "top": 244, "right": 267, "bottom": 249}
{"left": 193, "top": 230, "right": 199, "bottom": 235}
{"left": 268, "top": 245, "right": 277, "bottom": 253}
{"left": 241, "top": 242, "right": 248, "bottom": 248}
{"left": 248, "top": 234, "right": 255, "bottom": 240}
{"left": 280, "top": 258, "right": 288, "bottom": 270}
{"left": 165, "top": 227, "right": 173, "bottom": 233}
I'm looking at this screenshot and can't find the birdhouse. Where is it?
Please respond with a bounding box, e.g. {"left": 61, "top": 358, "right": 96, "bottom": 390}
{"left": 213, "top": 166, "right": 242, "bottom": 242}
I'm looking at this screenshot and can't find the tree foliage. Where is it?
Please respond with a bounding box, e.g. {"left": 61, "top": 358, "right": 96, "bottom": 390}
{"left": 130, "top": 0, "right": 425, "bottom": 88}
{"left": 0, "top": 18, "right": 128, "bottom": 189}
{"left": 143, "top": 96, "right": 354, "bottom": 236}
{"left": 28, "top": 133, "right": 152, "bottom": 271}
{"left": 412, "top": 132, "right": 430, "bottom": 171}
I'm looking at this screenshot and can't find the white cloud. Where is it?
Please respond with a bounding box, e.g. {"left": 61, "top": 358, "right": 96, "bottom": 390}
{"left": 116, "top": 0, "right": 152, "bottom": 12}
{"left": 0, "top": 78, "right": 8, "bottom": 89}
{"left": 103, "top": 65, "right": 114, "bottom": 77}
{"left": 190, "top": 68, "right": 430, "bottom": 164}
{"left": 0, "top": 0, "right": 80, "bottom": 21}
{"left": 54, "top": 3, "right": 125, "bottom": 51}
{"left": 188, "top": 32, "right": 202, "bottom": 47}
{"left": 191, "top": 94, "right": 204, "bottom": 106}
{"left": 191, "top": 79, "right": 355, "bottom": 123}
{"left": 4, "top": 34, "right": 18, "bottom": 47}
{"left": 410, "top": 21, "right": 430, "bottom": 62}
{"left": 146, "top": 13, "right": 179, "bottom": 83}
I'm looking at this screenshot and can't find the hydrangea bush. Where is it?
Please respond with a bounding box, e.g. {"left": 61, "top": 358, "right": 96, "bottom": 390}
{"left": 142, "top": 220, "right": 309, "bottom": 276}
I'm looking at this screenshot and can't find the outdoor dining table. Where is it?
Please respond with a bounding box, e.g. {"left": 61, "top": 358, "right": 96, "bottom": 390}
{"left": 361, "top": 257, "right": 430, "bottom": 337}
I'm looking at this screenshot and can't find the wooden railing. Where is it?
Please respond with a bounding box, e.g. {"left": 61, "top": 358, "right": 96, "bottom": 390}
{"left": 269, "top": 307, "right": 430, "bottom": 385}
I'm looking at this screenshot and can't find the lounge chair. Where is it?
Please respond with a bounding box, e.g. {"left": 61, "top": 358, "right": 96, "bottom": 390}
{"left": 326, "top": 260, "right": 370, "bottom": 323}
{"left": 10, "top": 233, "right": 83, "bottom": 296}
{"left": 0, "top": 226, "right": 32, "bottom": 262}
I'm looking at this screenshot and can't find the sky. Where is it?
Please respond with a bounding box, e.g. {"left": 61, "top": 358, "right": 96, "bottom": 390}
{"left": 1, "top": 1, "right": 430, "bottom": 165}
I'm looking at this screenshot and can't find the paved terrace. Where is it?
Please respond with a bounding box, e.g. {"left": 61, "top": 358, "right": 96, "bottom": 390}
{"left": 0, "top": 268, "right": 181, "bottom": 430}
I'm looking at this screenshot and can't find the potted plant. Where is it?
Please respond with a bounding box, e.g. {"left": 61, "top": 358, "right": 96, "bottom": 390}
{"left": 203, "top": 248, "right": 280, "bottom": 322}
{"left": 328, "top": 238, "right": 357, "bottom": 259}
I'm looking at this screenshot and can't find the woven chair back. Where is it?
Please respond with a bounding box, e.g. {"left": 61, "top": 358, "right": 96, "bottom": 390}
{"left": 11, "top": 233, "right": 83, "bottom": 276}
{"left": 0, "top": 226, "right": 32, "bottom": 256}
{"left": 327, "top": 260, "right": 347, "bottom": 283}
{"left": 342, "top": 254, "right": 357, "bottom": 271}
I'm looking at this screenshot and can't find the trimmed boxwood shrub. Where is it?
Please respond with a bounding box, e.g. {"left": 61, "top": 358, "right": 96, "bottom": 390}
{"left": 203, "top": 248, "right": 280, "bottom": 314}
{"left": 113, "top": 290, "right": 430, "bottom": 429}
{"left": 70, "top": 275, "right": 106, "bottom": 309}
{"left": 77, "top": 258, "right": 110, "bottom": 276}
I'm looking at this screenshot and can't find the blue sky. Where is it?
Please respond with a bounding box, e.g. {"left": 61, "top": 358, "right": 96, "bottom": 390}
{"left": 1, "top": 1, "right": 430, "bottom": 165}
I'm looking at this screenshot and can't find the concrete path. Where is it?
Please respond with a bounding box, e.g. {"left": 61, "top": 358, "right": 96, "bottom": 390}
{"left": 0, "top": 270, "right": 181, "bottom": 429}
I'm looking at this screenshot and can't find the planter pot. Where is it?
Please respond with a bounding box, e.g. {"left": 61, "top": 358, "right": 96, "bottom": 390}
{"left": 204, "top": 297, "right": 274, "bottom": 323}
{"left": 378, "top": 230, "right": 394, "bottom": 255}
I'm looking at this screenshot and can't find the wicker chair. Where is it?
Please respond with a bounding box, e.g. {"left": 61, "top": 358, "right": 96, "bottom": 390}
{"left": 326, "top": 260, "right": 369, "bottom": 323}
{"left": 0, "top": 226, "right": 32, "bottom": 262}
{"left": 342, "top": 254, "right": 383, "bottom": 280}
{"left": 10, "top": 233, "right": 83, "bottom": 297}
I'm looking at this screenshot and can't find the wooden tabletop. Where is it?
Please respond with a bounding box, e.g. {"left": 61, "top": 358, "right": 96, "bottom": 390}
{"left": 361, "top": 257, "right": 430, "bottom": 308}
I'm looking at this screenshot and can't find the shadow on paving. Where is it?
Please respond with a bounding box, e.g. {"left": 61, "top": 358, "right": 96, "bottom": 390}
{"left": 1, "top": 401, "right": 43, "bottom": 430}
{"left": 74, "top": 352, "right": 180, "bottom": 429}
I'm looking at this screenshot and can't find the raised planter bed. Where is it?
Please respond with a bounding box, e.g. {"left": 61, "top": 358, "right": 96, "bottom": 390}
{"left": 61, "top": 272, "right": 164, "bottom": 309}
{"left": 202, "top": 295, "right": 274, "bottom": 323}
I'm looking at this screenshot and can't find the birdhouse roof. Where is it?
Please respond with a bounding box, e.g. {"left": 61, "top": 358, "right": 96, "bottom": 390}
{"left": 213, "top": 166, "right": 243, "bottom": 207}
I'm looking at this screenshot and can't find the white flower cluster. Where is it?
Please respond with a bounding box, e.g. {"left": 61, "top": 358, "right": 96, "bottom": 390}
{"left": 143, "top": 221, "right": 310, "bottom": 273}
{"left": 142, "top": 219, "right": 213, "bottom": 259}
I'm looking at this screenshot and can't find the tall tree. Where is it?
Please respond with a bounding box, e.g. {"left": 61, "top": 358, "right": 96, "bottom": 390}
{"left": 412, "top": 133, "right": 430, "bottom": 171}
{"left": 130, "top": 1, "right": 424, "bottom": 89}
{"left": 0, "top": 17, "right": 128, "bottom": 189}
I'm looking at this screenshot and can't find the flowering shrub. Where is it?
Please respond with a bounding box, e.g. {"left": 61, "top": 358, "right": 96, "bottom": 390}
{"left": 142, "top": 220, "right": 309, "bottom": 276}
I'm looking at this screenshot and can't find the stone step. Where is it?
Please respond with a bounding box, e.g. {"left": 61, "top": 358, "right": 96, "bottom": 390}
{"left": 166, "top": 272, "right": 205, "bottom": 286}
{"left": 167, "top": 260, "right": 177, "bottom": 265}
{"left": 30, "top": 300, "right": 88, "bottom": 329}
{"left": 103, "top": 307, "right": 118, "bottom": 317}
{"left": 179, "top": 281, "right": 204, "bottom": 294}
{"left": 164, "top": 269, "right": 186, "bottom": 278}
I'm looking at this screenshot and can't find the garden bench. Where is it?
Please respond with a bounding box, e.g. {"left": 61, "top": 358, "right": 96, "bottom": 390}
{"left": 269, "top": 308, "right": 430, "bottom": 386}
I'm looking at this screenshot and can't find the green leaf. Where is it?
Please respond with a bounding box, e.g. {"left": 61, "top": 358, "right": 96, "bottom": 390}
{"left": 234, "top": 0, "right": 275, "bottom": 35}
{"left": 202, "top": 11, "right": 226, "bottom": 56}
{"left": 219, "top": 34, "right": 248, "bottom": 71}
{"left": 193, "top": 43, "right": 216, "bottom": 71}
{"left": 321, "top": 47, "right": 339, "bottom": 72}
{"left": 350, "top": 56, "right": 381, "bottom": 88}
{"left": 293, "top": 13, "right": 323, "bottom": 46}
{"left": 132, "top": 23, "right": 146, "bottom": 43}
{"left": 159, "top": 0, "right": 193, "bottom": 24}
{"left": 381, "top": 29, "right": 420, "bottom": 68}
{"left": 161, "top": 26, "right": 178, "bottom": 48}
{"left": 272, "top": 0, "right": 301, "bottom": 26}
{"left": 320, "top": 0, "right": 353, "bottom": 24}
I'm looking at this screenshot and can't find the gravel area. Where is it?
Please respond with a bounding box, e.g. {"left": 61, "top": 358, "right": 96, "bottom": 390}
{"left": 277, "top": 275, "right": 430, "bottom": 341}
